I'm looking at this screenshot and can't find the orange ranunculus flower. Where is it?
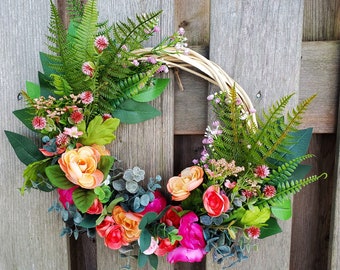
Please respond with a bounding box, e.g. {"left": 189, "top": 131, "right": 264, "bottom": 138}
{"left": 203, "top": 185, "right": 230, "bottom": 217}
{"left": 167, "top": 166, "right": 204, "bottom": 201}
{"left": 112, "top": 206, "right": 142, "bottom": 243}
{"left": 58, "top": 145, "right": 104, "bottom": 189}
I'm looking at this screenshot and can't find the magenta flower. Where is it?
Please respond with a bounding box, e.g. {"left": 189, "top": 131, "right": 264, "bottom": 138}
{"left": 94, "top": 35, "right": 109, "bottom": 52}
{"left": 82, "top": 62, "right": 95, "bottom": 77}
{"left": 56, "top": 133, "right": 70, "bottom": 147}
{"left": 80, "top": 91, "right": 94, "bottom": 104}
{"left": 139, "top": 191, "right": 167, "bottom": 215}
{"left": 57, "top": 186, "right": 77, "bottom": 208}
{"left": 255, "top": 165, "right": 270, "bottom": 179}
{"left": 32, "top": 116, "right": 47, "bottom": 130}
{"left": 167, "top": 212, "right": 206, "bottom": 263}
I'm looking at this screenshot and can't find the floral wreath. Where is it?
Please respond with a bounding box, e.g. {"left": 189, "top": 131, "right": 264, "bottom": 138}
{"left": 5, "top": 0, "right": 327, "bottom": 269}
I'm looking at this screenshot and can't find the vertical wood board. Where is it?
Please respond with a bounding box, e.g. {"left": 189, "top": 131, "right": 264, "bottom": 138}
{"left": 0, "top": 0, "right": 69, "bottom": 270}
{"left": 95, "top": 1, "right": 175, "bottom": 270}
{"left": 209, "top": 1, "right": 304, "bottom": 269}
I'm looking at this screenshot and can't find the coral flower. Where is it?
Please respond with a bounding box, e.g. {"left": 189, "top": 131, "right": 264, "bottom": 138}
{"left": 203, "top": 185, "right": 230, "bottom": 217}
{"left": 167, "top": 166, "right": 204, "bottom": 201}
{"left": 58, "top": 145, "right": 104, "bottom": 189}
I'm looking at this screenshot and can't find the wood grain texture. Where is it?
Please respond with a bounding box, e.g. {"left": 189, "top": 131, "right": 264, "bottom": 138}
{"left": 303, "top": 0, "right": 340, "bottom": 41}
{"left": 298, "top": 41, "right": 340, "bottom": 133}
{"left": 209, "top": 1, "right": 304, "bottom": 269}
{"left": 95, "top": 1, "right": 175, "bottom": 270}
{"left": 0, "top": 0, "right": 69, "bottom": 269}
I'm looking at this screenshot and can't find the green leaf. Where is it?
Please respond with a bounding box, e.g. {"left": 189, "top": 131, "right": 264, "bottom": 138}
{"left": 79, "top": 214, "right": 98, "bottom": 228}
{"left": 38, "top": 71, "right": 55, "bottom": 97}
{"left": 73, "top": 188, "right": 97, "bottom": 213}
{"left": 259, "top": 217, "right": 282, "bottom": 239}
{"left": 271, "top": 199, "right": 292, "bottom": 220}
{"left": 40, "top": 52, "right": 62, "bottom": 76}
{"left": 106, "top": 197, "right": 124, "bottom": 214}
{"left": 78, "top": 116, "right": 120, "bottom": 145}
{"left": 22, "top": 158, "right": 55, "bottom": 194}
{"left": 288, "top": 164, "right": 311, "bottom": 181}
{"left": 4, "top": 130, "right": 45, "bottom": 165}
{"left": 50, "top": 74, "right": 73, "bottom": 96}
{"left": 139, "top": 212, "right": 158, "bottom": 229}
{"left": 45, "top": 165, "right": 75, "bottom": 189}
{"left": 240, "top": 206, "right": 271, "bottom": 226}
{"left": 112, "top": 100, "right": 161, "bottom": 124}
{"left": 148, "top": 254, "right": 158, "bottom": 270}
{"left": 97, "top": 155, "right": 115, "bottom": 179}
{"left": 132, "top": 78, "right": 169, "bottom": 102}
{"left": 12, "top": 108, "right": 35, "bottom": 131}
{"left": 137, "top": 251, "right": 148, "bottom": 268}
{"left": 26, "top": 81, "right": 41, "bottom": 99}
{"left": 139, "top": 229, "right": 152, "bottom": 252}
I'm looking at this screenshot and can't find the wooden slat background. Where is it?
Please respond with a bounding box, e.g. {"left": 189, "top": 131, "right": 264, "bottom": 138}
{"left": 0, "top": 0, "right": 338, "bottom": 269}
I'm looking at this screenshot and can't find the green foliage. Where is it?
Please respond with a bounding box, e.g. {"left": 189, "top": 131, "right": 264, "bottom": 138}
{"left": 259, "top": 218, "right": 282, "bottom": 239}
{"left": 45, "top": 165, "right": 75, "bottom": 189}
{"left": 73, "top": 188, "right": 97, "bottom": 213}
{"left": 4, "top": 130, "right": 45, "bottom": 165}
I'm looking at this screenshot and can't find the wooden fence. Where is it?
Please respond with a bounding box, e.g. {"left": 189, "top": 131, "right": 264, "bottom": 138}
{"left": 0, "top": 0, "right": 339, "bottom": 269}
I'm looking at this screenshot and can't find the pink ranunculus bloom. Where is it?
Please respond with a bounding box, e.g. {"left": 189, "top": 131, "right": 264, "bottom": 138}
{"left": 96, "top": 216, "right": 115, "bottom": 238}
{"left": 82, "top": 61, "right": 95, "bottom": 77}
{"left": 203, "top": 185, "right": 230, "bottom": 217}
{"left": 139, "top": 191, "right": 167, "bottom": 215}
{"left": 104, "top": 224, "right": 129, "bottom": 250}
{"left": 86, "top": 198, "right": 103, "bottom": 214}
{"left": 80, "top": 91, "right": 94, "bottom": 105}
{"left": 94, "top": 35, "right": 109, "bottom": 52}
{"left": 32, "top": 116, "right": 47, "bottom": 130}
{"left": 57, "top": 186, "right": 77, "bottom": 208}
{"left": 167, "top": 212, "right": 206, "bottom": 263}
{"left": 254, "top": 165, "right": 270, "bottom": 179}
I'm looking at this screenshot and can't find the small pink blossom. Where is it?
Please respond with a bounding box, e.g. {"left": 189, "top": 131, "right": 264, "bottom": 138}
{"left": 80, "top": 91, "right": 94, "bottom": 104}
{"left": 147, "top": 56, "right": 157, "bottom": 64}
{"left": 63, "top": 126, "right": 83, "bottom": 138}
{"left": 249, "top": 108, "right": 257, "bottom": 114}
{"left": 153, "top": 26, "right": 160, "bottom": 33}
{"left": 94, "top": 35, "right": 109, "bottom": 52}
{"left": 242, "top": 190, "right": 254, "bottom": 199}
{"left": 132, "top": 59, "right": 139, "bottom": 66}
{"left": 255, "top": 165, "right": 270, "bottom": 179}
{"left": 156, "top": 65, "right": 169, "bottom": 73}
{"left": 207, "top": 94, "right": 214, "bottom": 101}
{"left": 70, "top": 110, "right": 84, "bottom": 124}
{"left": 263, "top": 185, "right": 276, "bottom": 198}
{"left": 82, "top": 62, "right": 95, "bottom": 77}
{"left": 178, "top": 27, "right": 185, "bottom": 35}
{"left": 224, "top": 180, "right": 236, "bottom": 189}
{"left": 245, "top": 226, "right": 261, "bottom": 239}
{"left": 102, "top": 113, "right": 112, "bottom": 121}
{"left": 32, "top": 116, "right": 47, "bottom": 130}
{"left": 56, "top": 133, "right": 70, "bottom": 147}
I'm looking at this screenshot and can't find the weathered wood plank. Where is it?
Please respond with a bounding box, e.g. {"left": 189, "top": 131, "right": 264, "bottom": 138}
{"left": 290, "top": 134, "right": 336, "bottom": 270}
{"left": 95, "top": 1, "right": 175, "bottom": 270}
{"left": 173, "top": 41, "right": 339, "bottom": 134}
{"left": 209, "top": 1, "right": 304, "bottom": 269}
{"left": 298, "top": 41, "right": 340, "bottom": 133}
{"left": 0, "top": 1, "right": 69, "bottom": 270}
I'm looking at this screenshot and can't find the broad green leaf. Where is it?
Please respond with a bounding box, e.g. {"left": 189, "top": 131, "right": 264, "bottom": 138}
{"left": 40, "top": 52, "right": 62, "bottom": 76}
{"left": 139, "top": 212, "right": 158, "bottom": 229}
{"left": 112, "top": 100, "right": 161, "bottom": 124}
{"left": 26, "top": 81, "right": 41, "bottom": 99}
{"left": 240, "top": 206, "right": 271, "bottom": 226}
{"left": 139, "top": 229, "right": 152, "bottom": 252}
{"left": 45, "top": 165, "right": 75, "bottom": 189}
{"left": 12, "top": 108, "right": 35, "bottom": 131}
{"left": 97, "top": 155, "right": 115, "bottom": 179}
{"left": 288, "top": 164, "right": 311, "bottom": 181}
{"left": 106, "top": 197, "right": 124, "bottom": 214}
{"left": 22, "top": 158, "right": 55, "bottom": 194}
{"left": 283, "top": 128, "right": 313, "bottom": 160}
{"left": 78, "top": 116, "right": 120, "bottom": 145}
{"left": 271, "top": 199, "right": 292, "bottom": 220}
{"left": 137, "top": 251, "right": 148, "bottom": 268}
{"left": 132, "top": 78, "right": 169, "bottom": 102}
{"left": 148, "top": 254, "right": 158, "bottom": 270}
{"left": 79, "top": 214, "right": 98, "bottom": 228}
{"left": 259, "top": 217, "right": 282, "bottom": 239}
{"left": 73, "top": 188, "right": 97, "bottom": 213}
{"left": 38, "top": 71, "right": 55, "bottom": 97}
{"left": 4, "top": 130, "right": 45, "bottom": 165}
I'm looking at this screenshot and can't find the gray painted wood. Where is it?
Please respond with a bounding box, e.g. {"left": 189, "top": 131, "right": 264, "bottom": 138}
{"left": 0, "top": 0, "right": 69, "bottom": 269}
{"left": 209, "top": 1, "right": 304, "bottom": 269}
{"left": 96, "top": 1, "right": 175, "bottom": 270}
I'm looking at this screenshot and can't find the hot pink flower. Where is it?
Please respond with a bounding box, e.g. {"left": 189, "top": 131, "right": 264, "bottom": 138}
{"left": 57, "top": 186, "right": 77, "bottom": 208}
{"left": 82, "top": 62, "right": 95, "bottom": 77}
{"left": 203, "top": 185, "right": 230, "bottom": 217}
{"left": 94, "top": 35, "right": 109, "bottom": 52}
{"left": 63, "top": 126, "right": 83, "bottom": 138}
{"left": 263, "top": 185, "right": 276, "bottom": 198}
{"left": 255, "top": 165, "right": 270, "bottom": 179}
{"left": 139, "top": 191, "right": 167, "bottom": 215}
{"left": 32, "top": 116, "right": 47, "bottom": 130}
{"left": 80, "top": 91, "right": 94, "bottom": 104}
{"left": 245, "top": 226, "right": 261, "bottom": 239}
{"left": 167, "top": 212, "right": 206, "bottom": 263}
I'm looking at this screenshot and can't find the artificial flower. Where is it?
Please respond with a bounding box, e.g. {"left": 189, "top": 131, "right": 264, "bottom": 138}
{"left": 203, "top": 185, "right": 230, "bottom": 217}
{"left": 94, "top": 35, "right": 109, "bottom": 52}
{"left": 32, "top": 116, "right": 47, "bottom": 130}
{"left": 86, "top": 198, "right": 103, "bottom": 214}
{"left": 139, "top": 190, "right": 167, "bottom": 215}
{"left": 58, "top": 145, "right": 104, "bottom": 189}
{"left": 81, "top": 62, "right": 95, "bottom": 77}
{"left": 57, "top": 186, "right": 78, "bottom": 208}
{"left": 154, "top": 238, "right": 178, "bottom": 256}
{"left": 160, "top": 205, "right": 183, "bottom": 228}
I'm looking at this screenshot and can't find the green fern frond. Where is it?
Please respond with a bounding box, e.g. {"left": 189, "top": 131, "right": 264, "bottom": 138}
{"left": 267, "top": 154, "right": 314, "bottom": 185}
{"left": 66, "top": 0, "right": 85, "bottom": 20}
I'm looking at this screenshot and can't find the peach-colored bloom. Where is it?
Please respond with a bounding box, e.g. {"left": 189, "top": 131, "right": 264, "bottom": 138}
{"left": 58, "top": 145, "right": 104, "bottom": 189}
{"left": 112, "top": 206, "right": 142, "bottom": 243}
{"left": 167, "top": 166, "right": 204, "bottom": 201}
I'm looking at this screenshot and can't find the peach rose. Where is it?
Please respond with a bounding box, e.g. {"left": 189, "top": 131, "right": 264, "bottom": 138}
{"left": 203, "top": 185, "right": 230, "bottom": 217}
{"left": 167, "top": 166, "right": 204, "bottom": 201}
{"left": 58, "top": 145, "right": 104, "bottom": 189}
{"left": 112, "top": 206, "right": 142, "bottom": 243}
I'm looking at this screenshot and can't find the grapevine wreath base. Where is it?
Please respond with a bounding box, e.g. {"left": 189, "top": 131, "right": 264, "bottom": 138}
{"left": 5, "top": 0, "right": 326, "bottom": 269}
